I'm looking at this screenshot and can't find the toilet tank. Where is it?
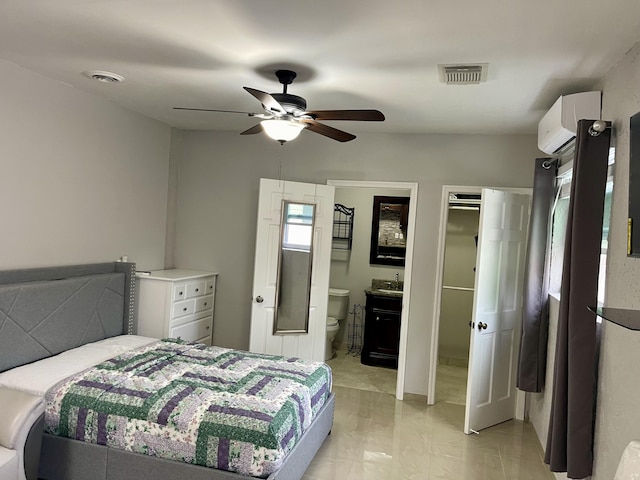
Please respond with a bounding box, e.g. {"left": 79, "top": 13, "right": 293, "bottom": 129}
{"left": 328, "top": 288, "right": 350, "bottom": 321}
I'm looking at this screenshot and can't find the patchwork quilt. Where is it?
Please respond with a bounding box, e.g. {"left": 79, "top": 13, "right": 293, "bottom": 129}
{"left": 44, "top": 339, "right": 332, "bottom": 478}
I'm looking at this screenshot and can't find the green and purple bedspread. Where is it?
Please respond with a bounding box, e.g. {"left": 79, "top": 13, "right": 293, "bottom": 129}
{"left": 44, "top": 339, "right": 332, "bottom": 478}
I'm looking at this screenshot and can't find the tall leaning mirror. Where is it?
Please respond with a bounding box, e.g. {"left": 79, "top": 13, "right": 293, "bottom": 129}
{"left": 273, "top": 200, "right": 316, "bottom": 334}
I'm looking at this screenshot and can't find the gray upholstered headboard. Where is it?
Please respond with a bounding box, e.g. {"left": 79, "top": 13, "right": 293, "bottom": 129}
{"left": 0, "top": 262, "right": 136, "bottom": 373}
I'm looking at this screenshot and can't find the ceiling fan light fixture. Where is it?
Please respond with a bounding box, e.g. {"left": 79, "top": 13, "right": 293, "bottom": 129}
{"left": 261, "top": 119, "right": 305, "bottom": 144}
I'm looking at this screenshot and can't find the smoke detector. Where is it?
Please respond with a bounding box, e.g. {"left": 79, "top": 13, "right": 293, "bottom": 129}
{"left": 438, "top": 64, "right": 488, "bottom": 85}
{"left": 83, "top": 70, "right": 125, "bottom": 83}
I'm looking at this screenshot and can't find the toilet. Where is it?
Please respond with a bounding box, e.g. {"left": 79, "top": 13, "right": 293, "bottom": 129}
{"left": 326, "top": 288, "right": 350, "bottom": 360}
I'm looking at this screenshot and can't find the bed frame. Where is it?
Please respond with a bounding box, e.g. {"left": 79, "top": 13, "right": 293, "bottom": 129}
{"left": 0, "top": 262, "right": 334, "bottom": 480}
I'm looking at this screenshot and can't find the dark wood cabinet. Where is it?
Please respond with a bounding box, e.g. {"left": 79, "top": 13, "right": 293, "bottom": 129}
{"left": 361, "top": 293, "right": 402, "bottom": 368}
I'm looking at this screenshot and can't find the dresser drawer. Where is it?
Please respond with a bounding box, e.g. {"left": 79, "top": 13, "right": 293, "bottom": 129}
{"left": 173, "top": 284, "right": 187, "bottom": 301}
{"left": 195, "top": 294, "right": 213, "bottom": 313}
{"left": 186, "top": 281, "right": 206, "bottom": 298}
{"left": 205, "top": 278, "right": 215, "bottom": 295}
{"left": 195, "top": 334, "right": 212, "bottom": 346}
{"left": 170, "top": 317, "right": 212, "bottom": 342}
{"left": 173, "top": 299, "right": 195, "bottom": 318}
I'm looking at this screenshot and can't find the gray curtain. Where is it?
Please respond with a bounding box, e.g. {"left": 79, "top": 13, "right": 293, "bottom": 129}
{"left": 517, "top": 157, "right": 557, "bottom": 392}
{"left": 544, "top": 119, "right": 611, "bottom": 479}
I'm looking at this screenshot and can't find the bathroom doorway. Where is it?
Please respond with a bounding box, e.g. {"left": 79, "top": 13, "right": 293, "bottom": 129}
{"left": 326, "top": 180, "right": 418, "bottom": 400}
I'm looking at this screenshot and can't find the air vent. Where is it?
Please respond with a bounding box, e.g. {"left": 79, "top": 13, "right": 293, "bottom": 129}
{"left": 438, "top": 64, "right": 488, "bottom": 85}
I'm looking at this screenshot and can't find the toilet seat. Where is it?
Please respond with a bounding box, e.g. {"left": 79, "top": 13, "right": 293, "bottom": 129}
{"left": 327, "top": 317, "right": 339, "bottom": 328}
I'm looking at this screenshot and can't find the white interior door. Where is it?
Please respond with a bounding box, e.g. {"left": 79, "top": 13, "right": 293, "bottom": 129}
{"left": 249, "top": 178, "right": 335, "bottom": 361}
{"left": 464, "top": 188, "right": 530, "bottom": 434}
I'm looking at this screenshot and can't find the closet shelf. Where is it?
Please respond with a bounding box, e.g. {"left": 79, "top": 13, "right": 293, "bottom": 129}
{"left": 588, "top": 306, "right": 640, "bottom": 331}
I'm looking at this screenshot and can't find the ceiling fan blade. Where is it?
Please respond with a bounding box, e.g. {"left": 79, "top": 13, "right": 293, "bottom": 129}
{"left": 243, "top": 87, "right": 288, "bottom": 115}
{"left": 240, "top": 124, "right": 264, "bottom": 135}
{"left": 301, "top": 119, "right": 356, "bottom": 142}
{"left": 173, "top": 107, "right": 259, "bottom": 115}
{"left": 305, "top": 110, "right": 385, "bottom": 121}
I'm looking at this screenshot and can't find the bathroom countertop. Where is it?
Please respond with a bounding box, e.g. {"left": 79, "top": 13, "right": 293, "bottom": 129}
{"left": 365, "top": 278, "right": 404, "bottom": 297}
{"left": 364, "top": 288, "right": 403, "bottom": 297}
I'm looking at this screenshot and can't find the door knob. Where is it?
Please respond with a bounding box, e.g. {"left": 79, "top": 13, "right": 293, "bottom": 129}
{"left": 477, "top": 322, "right": 488, "bottom": 330}
{"left": 255, "top": 296, "right": 264, "bottom": 304}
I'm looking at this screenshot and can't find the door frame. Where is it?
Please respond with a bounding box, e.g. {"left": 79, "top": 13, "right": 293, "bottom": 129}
{"left": 429, "top": 185, "right": 529, "bottom": 420}
{"left": 327, "top": 180, "right": 418, "bottom": 401}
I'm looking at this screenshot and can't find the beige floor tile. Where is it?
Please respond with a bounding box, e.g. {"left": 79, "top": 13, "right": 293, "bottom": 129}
{"left": 327, "top": 346, "right": 397, "bottom": 395}
{"left": 308, "top": 351, "right": 552, "bottom": 479}
{"left": 501, "top": 456, "right": 556, "bottom": 479}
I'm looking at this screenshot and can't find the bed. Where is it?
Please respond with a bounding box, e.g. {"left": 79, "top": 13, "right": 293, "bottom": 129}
{"left": 0, "top": 262, "right": 334, "bottom": 480}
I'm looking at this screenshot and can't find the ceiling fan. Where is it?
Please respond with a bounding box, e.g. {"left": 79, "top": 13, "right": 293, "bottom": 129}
{"left": 174, "top": 70, "right": 385, "bottom": 144}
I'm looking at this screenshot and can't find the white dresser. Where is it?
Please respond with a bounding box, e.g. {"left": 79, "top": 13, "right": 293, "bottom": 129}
{"left": 136, "top": 269, "right": 218, "bottom": 345}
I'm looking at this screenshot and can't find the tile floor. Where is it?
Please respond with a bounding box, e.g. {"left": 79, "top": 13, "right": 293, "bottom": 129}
{"left": 435, "top": 363, "right": 468, "bottom": 405}
{"left": 311, "top": 346, "right": 554, "bottom": 479}
{"left": 327, "top": 346, "right": 397, "bottom": 395}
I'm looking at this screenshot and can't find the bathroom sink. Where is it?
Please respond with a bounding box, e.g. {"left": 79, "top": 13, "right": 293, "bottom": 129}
{"left": 376, "top": 289, "right": 402, "bottom": 294}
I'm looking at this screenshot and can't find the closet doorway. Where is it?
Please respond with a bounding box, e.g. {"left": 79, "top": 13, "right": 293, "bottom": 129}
{"left": 429, "top": 185, "right": 530, "bottom": 432}
{"left": 435, "top": 192, "right": 480, "bottom": 405}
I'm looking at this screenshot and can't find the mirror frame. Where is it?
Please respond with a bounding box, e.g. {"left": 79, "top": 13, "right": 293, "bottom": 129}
{"left": 370, "top": 195, "right": 410, "bottom": 266}
{"left": 273, "top": 200, "right": 316, "bottom": 335}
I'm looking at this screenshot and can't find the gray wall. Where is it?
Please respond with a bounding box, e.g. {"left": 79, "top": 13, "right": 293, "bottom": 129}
{"left": 438, "top": 208, "right": 479, "bottom": 362}
{"left": 594, "top": 40, "right": 640, "bottom": 479}
{"left": 527, "top": 40, "right": 640, "bottom": 480}
{"left": 528, "top": 295, "right": 560, "bottom": 472}
{"left": 170, "top": 129, "right": 539, "bottom": 395}
{"left": 330, "top": 187, "right": 409, "bottom": 346}
{"left": 0, "top": 60, "right": 171, "bottom": 271}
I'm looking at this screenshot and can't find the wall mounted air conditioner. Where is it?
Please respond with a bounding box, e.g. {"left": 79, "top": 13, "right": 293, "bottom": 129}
{"left": 537, "top": 91, "right": 601, "bottom": 154}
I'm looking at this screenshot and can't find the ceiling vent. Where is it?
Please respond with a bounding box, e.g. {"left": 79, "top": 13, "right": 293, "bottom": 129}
{"left": 83, "top": 70, "right": 125, "bottom": 83}
{"left": 438, "top": 64, "right": 488, "bottom": 85}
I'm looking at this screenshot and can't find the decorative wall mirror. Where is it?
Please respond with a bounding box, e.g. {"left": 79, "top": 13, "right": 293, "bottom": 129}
{"left": 273, "top": 200, "right": 316, "bottom": 334}
{"left": 370, "top": 195, "right": 410, "bottom": 266}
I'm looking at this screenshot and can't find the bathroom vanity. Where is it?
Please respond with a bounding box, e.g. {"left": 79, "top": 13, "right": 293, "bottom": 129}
{"left": 361, "top": 286, "right": 402, "bottom": 369}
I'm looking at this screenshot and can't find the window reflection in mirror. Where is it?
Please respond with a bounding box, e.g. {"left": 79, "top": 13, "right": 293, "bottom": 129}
{"left": 274, "top": 201, "right": 315, "bottom": 334}
{"left": 370, "top": 196, "right": 409, "bottom": 266}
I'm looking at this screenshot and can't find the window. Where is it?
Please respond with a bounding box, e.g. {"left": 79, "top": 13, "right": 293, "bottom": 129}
{"left": 548, "top": 149, "right": 615, "bottom": 305}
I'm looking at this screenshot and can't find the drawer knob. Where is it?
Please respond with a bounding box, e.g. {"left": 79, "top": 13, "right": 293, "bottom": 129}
{"left": 179, "top": 291, "right": 183, "bottom": 295}
{"left": 206, "top": 325, "right": 210, "bottom": 330}
{"left": 195, "top": 288, "right": 199, "bottom": 292}
{"left": 183, "top": 307, "right": 187, "bottom": 312}
{"left": 204, "top": 302, "right": 208, "bottom": 306}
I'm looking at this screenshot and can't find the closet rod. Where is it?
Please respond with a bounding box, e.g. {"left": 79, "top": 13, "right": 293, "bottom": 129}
{"left": 442, "top": 285, "right": 474, "bottom": 292}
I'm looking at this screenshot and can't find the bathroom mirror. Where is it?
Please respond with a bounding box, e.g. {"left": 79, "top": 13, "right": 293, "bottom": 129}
{"left": 370, "top": 196, "right": 410, "bottom": 266}
{"left": 273, "top": 200, "right": 316, "bottom": 334}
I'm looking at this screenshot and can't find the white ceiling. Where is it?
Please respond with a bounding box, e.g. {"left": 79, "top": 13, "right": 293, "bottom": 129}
{"left": 1, "top": 0, "right": 640, "bottom": 137}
